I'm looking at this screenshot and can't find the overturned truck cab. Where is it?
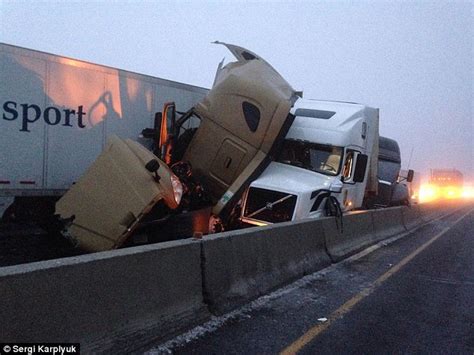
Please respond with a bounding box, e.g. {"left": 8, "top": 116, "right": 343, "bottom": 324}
{"left": 55, "top": 136, "right": 183, "bottom": 252}
{"left": 160, "top": 42, "right": 298, "bottom": 219}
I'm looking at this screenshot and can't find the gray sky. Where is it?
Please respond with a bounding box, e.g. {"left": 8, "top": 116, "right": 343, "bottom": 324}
{"left": 1, "top": 0, "right": 473, "bottom": 181}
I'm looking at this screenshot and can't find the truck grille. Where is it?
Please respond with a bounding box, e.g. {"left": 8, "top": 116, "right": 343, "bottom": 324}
{"left": 243, "top": 187, "right": 297, "bottom": 223}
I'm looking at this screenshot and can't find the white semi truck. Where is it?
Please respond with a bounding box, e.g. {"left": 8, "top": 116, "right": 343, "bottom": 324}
{"left": 0, "top": 42, "right": 208, "bottom": 220}
{"left": 240, "top": 99, "right": 379, "bottom": 226}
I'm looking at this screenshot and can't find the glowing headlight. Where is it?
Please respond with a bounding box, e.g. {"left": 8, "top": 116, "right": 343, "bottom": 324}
{"left": 419, "top": 184, "right": 437, "bottom": 203}
{"left": 170, "top": 174, "right": 183, "bottom": 205}
{"left": 462, "top": 187, "right": 474, "bottom": 199}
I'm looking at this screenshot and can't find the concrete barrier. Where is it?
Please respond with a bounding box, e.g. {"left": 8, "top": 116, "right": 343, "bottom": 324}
{"left": 372, "top": 207, "right": 407, "bottom": 241}
{"left": 0, "top": 239, "right": 209, "bottom": 354}
{"left": 201, "top": 219, "right": 331, "bottom": 314}
{"left": 2, "top": 203, "right": 451, "bottom": 351}
{"left": 322, "top": 211, "right": 376, "bottom": 262}
{"left": 401, "top": 205, "right": 423, "bottom": 230}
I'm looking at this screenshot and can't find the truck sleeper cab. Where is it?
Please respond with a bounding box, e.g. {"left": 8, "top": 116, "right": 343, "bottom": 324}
{"left": 364, "top": 136, "right": 413, "bottom": 208}
{"left": 241, "top": 99, "right": 379, "bottom": 226}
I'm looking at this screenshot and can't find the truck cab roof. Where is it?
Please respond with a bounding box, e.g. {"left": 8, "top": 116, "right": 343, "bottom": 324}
{"left": 287, "top": 98, "right": 378, "bottom": 150}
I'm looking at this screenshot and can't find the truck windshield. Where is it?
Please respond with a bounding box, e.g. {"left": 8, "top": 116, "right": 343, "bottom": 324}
{"left": 277, "top": 139, "right": 343, "bottom": 176}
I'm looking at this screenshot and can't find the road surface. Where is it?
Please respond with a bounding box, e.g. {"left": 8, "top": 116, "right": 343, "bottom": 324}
{"left": 147, "top": 204, "right": 474, "bottom": 354}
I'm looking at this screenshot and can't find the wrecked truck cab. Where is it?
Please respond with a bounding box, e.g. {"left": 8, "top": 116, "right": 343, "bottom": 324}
{"left": 175, "top": 42, "right": 297, "bottom": 218}
{"left": 55, "top": 135, "right": 182, "bottom": 252}
{"left": 158, "top": 41, "right": 298, "bottom": 221}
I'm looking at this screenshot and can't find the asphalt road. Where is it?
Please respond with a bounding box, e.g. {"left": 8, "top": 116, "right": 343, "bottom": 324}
{"left": 148, "top": 204, "right": 474, "bottom": 354}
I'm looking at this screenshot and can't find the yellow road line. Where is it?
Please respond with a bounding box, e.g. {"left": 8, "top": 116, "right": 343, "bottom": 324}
{"left": 280, "top": 207, "right": 474, "bottom": 355}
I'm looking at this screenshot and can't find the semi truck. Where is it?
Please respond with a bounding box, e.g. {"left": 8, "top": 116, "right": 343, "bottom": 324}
{"left": 419, "top": 168, "right": 464, "bottom": 202}
{"left": 240, "top": 99, "right": 379, "bottom": 226}
{"left": 0, "top": 42, "right": 208, "bottom": 220}
{"left": 239, "top": 124, "right": 414, "bottom": 228}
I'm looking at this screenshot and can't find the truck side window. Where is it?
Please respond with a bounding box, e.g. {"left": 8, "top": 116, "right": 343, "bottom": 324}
{"left": 343, "top": 151, "right": 355, "bottom": 181}
{"left": 242, "top": 101, "right": 260, "bottom": 132}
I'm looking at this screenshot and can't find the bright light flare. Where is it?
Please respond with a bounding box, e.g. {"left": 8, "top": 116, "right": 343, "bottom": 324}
{"left": 443, "top": 186, "right": 463, "bottom": 199}
{"left": 462, "top": 186, "right": 474, "bottom": 199}
{"left": 419, "top": 184, "right": 468, "bottom": 203}
{"left": 419, "top": 184, "right": 438, "bottom": 203}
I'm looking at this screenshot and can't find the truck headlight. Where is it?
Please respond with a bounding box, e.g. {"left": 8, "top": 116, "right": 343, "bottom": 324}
{"left": 170, "top": 174, "right": 183, "bottom": 205}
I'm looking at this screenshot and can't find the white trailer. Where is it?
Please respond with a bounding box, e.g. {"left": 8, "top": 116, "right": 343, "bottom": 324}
{"left": 0, "top": 43, "right": 208, "bottom": 218}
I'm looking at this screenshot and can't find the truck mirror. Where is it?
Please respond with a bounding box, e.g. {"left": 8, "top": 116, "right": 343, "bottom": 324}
{"left": 407, "top": 169, "right": 414, "bottom": 183}
{"left": 353, "top": 154, "right": 368, "bottom": 183}
{"left": 141, "top": 112, "right": 162, "bottom": 141}
{"left": 145, "top": 159, "right": 161, "bottom": 182}
{"left": 145, "top": 159, "right": 160, "bottom": 173}
{"left": 141, "top": 128, "right": 156, "bottom": 139}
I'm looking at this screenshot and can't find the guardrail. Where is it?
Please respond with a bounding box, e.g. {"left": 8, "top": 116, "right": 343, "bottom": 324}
{"left": 0, "top": 202, "right": 457, "bottom": 353}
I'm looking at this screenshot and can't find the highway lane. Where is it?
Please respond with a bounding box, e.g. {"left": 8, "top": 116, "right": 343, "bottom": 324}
{"left": 147, "top": 204, "right": 474, "bottom": 354}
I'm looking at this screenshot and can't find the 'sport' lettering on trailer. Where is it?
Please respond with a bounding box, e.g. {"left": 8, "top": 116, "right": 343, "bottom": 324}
{"left": 2, "top": 100, "right": 87, "bottom": 132}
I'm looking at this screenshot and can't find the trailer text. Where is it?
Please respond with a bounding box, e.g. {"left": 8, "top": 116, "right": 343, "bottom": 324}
{"left": 2, "top": 100, "right": 87, "bottom": 132}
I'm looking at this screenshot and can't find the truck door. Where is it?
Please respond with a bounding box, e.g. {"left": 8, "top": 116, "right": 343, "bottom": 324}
{"left": 341, "top": 149, "right": 368, "bottom": 210}
{"left": 158, "top": 102, "right": 176, "bottom": 165}
{"left": 209, "top": 138, "right": 247, "bottom": 186}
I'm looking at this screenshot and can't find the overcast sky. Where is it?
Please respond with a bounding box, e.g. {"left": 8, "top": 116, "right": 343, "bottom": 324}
{"left": 1, "top": 0, "right": 473, "bottom": 181}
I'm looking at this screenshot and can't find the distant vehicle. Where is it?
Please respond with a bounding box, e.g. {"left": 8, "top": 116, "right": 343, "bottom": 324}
{"left": 419, "top": 169, "right": 464, "bottom": 202}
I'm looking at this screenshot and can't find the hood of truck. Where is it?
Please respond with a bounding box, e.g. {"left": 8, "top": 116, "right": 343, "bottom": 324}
{"left": 55, "top": 136, "right": 180, "bottom": 252}
{"left": 249, "top": 161, "right": 334, "bottom": 195}
{"left": 243, "top": 162, "right": 337, "bottom": 223}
